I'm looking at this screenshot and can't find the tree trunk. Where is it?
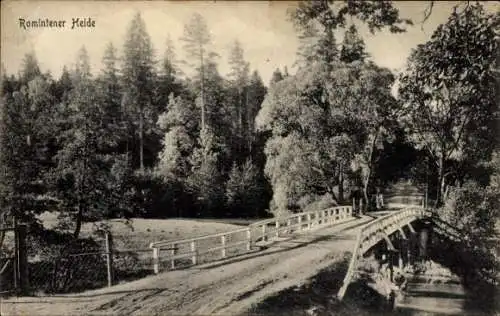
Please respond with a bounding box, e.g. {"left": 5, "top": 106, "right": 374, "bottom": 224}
{"left": 200, "top": 47, "right": 205, "bottom": 131}
{"left": 338, "top": 170, "right": 344, "bottom": 203}
{"left": 363, "top": 174, "right": 370, "bottom": 211}
{"left": 362, "top": 133, "right": 378, "bottom": 211}
{"left": 73, "top": 205, "right": 83, "bottom": 239}
{"left": 139, "top": 108, "right": 144, "bottom": 172}
{"left": 436, "top": 155, "right": 445, "bottom": 207}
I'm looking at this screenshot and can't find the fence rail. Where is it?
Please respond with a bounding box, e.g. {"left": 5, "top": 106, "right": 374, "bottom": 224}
{"left": 149, "top": 205, "right": 353, "bottom": 273}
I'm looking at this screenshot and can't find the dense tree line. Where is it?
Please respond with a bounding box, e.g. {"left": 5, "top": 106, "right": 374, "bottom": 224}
{"left": 0, "top": 12, "right": 270, "bottom": 238}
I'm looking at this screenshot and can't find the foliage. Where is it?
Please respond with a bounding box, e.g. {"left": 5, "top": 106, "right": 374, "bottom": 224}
{"left": 122, "top": 12, "right": 157, "bottom": 171}
{"left": 157, "top": 94, "right": 198, "bottom": 180}
{"left": 440, "top": 181, "right": 499, "bottom": 241}
{"left": 340, "top": 25, "right": 368, "bottom": 63}
{"left": 399, "top": 3, "right": 499, "bottom": 204}
{"left": 180, "top": 13, "right": 219, "bottom": 131}
{"left": 50, "top": 47, "right": 119, "bottom": 237}
{"left": 300, "top": 193, "right": 338, "bottom": 213}
{"left": 0, "top": 62, "right": 56, "bottom": 224}
{"left": 225, "top": 159, "right": 265, "bottom": 217}
{"left": 28, "top": 231, "right": 107, "bottom": 293}
{"left": 257, "top": 58, "right": 398, "bottom": 214}
{"left": 290, "top": 0, "right": 413, "bottom": 66}
{"left": 227, "top": 40, "right": 251, "bottom": 160}
{"left": 187, "top": 128, "right": 224, "bottom": 216}
{"left": 438, "top": 180, "right": 500, "bottom": 285}
{"left": 269, "top": 68, "right": 284, "bottom": 87}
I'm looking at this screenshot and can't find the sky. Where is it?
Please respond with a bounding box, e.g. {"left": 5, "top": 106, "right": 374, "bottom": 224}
{"left": 1, "top": 1, "right": 498, "bottom": 85}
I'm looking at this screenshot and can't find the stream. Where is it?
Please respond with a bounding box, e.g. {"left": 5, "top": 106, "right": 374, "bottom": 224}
{"left": 395, "top": 279, "right": 488, "bottom": 315}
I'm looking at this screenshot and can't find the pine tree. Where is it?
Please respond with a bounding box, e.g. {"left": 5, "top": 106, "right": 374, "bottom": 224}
{"left": 225, "top": 159, "right": 263, "bottom": 217}
{"left": 290, "top": 0, "right": 412, "bottom": 69}
{"left": 340, "top": 25, "right": 368, "bottom": 63}
{"left": 156, "top": 34, "right": 182, "bottom": 112}
{"left": 98, "top": 42, "right": 125, "bottom": 153}
{"left": 52, "top": 46, "right": 116, "bottom": 237}
{"left": 20, "top": 52, "right": 42, "bottom": 84}
{"left": 227, "top": 40, "right": 250, "bottom": 160}
{"left": 269, "top": 68, "right": 284, "bottom": 87}
{"left": 246, "top": 70, "right": 267, "bottom": 154}
{"left": 180, "top": 13, "right": 218, "bottom": 131}
{"left": 187, "top": 128, "right": 224, "bottom": 217}
{"left": 157, "top": 94, "right": 198, "bottom": 180}
{"left": 122, "top": 12, "right": 157, "bottom": 172}
{"left": 283, "top": 66, "right": 290, "bottom": 78}
{"left": 54, "top": 66, "right": 73, "bottom": 104}
{"left": 0, "top": 54, "right": 55, "bottom": 224}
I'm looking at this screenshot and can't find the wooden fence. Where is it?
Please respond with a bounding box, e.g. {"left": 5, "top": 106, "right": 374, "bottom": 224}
{"left": 149, "top": 205, "right": 353, "bottom": 274}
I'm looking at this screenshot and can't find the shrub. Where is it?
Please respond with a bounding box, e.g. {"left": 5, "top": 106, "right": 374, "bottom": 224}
{"left": 439, "top": 181, "right": 499, "bottom": 241}
{"left": 301, "top": 193, "right": 338, "bottom": 213}
{"left": 28, "top": 231, "right": 107, "bottom": 293}
{"left": 438, "top": 181, "right": 500, "bottom": 285}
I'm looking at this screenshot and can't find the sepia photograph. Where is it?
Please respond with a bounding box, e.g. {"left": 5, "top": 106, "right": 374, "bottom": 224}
{"left": 0, "top": 0, "right": 499, "bottom": 315}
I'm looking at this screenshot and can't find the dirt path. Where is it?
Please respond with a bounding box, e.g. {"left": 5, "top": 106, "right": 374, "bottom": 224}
{"left": 2, "top": 216, "right": 375, "bottom": 316}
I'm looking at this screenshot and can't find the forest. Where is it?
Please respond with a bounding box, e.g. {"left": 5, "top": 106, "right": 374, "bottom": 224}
{"left": 0, "top": 0, "right": 498, "bottom": 248}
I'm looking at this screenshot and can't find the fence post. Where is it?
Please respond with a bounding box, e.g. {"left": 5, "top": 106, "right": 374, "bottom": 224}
{"left": 246, "top": 228, "right": 251, "bottom": 251}
{"left": 307, "top": 213, "right": 312, "bottom": 229}
{"left": 261, "top": 224, "right": 266, "bottom": 242}
{"left": 298, "top": 215, "right": 302, "bottom": 230}
{"left": 171, "top": 244, "right": 177, "bottom": 270}
{"left": 287, "top": 219, "right": 291, "bottom": 234}
{"left": 191, "top": 241, "right": 197, "bottom": 265}
{"left": 221, "top": 235, "right": 226, "bottom": 258}
{"left": 15, "top": 224, "right": 28, "bottom": 295}
{"left": 152, "top": 247, "right": 160, "bottom": 274}
{"left": 275, "top": 221, "right": 280, "bottom": 238}
{"left": 359, "top": 199, "right": 363, "bottom": 215}
{"left": 105, "top": 232, "right": 114, "bottom": 287}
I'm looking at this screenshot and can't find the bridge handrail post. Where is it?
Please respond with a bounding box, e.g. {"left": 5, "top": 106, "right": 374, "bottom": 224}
{"left": 191, "top": 241, "right": 197, "bottom": 265}
{"left": 221, "top": 235, "right": 226, "bottom": 258}
{"left": 246, "top": 227, "right": 251, "bottom": 251}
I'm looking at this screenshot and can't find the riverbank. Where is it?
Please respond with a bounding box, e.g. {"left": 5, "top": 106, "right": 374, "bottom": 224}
{"left": 395, "top": 261, "right": 499, "bottom": 315}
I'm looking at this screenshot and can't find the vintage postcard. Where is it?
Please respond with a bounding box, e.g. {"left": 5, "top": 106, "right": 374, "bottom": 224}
{"left": 1, "top": 1, "right": 498, "bottom": 315}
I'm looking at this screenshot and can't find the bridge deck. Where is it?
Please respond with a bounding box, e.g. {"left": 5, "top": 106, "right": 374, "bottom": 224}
{"left": 2, "top": 215, "right": 378, "bottom": 316}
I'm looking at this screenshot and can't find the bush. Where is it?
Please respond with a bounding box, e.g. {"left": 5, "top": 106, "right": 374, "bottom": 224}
{"left": 225, "top": 159, "right": 267, "bottom": 218}
{"left": 439, "top": 181, "right": 499, "bottom": 240}
{"left": 438, "top": 181, "right": 500, "bottom": 285}
{"left": 28, "top": 231, "right": 107, "bottom": 293}
{"left": 301, "top": 193, "right": 338, "bottom": 213}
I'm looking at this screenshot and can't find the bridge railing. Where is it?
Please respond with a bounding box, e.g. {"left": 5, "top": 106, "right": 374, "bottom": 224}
{"left": 338, "top": 207, "right": 426, "bottom": 300}
{"left": 149, "top": 205, "right": 353, "bottom": 274}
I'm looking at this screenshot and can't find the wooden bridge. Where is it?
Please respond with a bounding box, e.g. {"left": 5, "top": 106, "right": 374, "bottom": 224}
{"left": 337, "top": 207, "right": 428, "bottom": 300}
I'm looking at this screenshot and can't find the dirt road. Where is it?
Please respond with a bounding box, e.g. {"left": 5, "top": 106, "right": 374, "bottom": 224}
{"left": 2, "top": 216, "right": 374, "bottom": 316}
